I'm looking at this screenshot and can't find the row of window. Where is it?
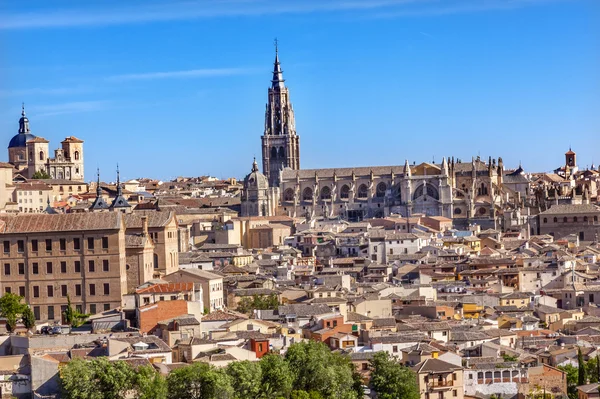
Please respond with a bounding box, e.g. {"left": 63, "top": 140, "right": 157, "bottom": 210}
{"left": 5, "top": 282, "right": 110, "bottom": 297}
{"left": 18, "top": 191, "right": 44, "bottom": 196}
{"left": 3, "top": 259, "right": 111, "bottom": 275}
{"left": 3, "top": 237, "right": 109, "bottom": 254}
{"left": 32, "top": 302, "right": 110, "bottom": 321}
{"left": 543, "top": 215, "right": 597, "bottom": 223}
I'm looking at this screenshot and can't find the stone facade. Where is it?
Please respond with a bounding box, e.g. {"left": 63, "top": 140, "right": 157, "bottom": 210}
{"left": 7, "top": 106, "right": 84, "bottom": 181}
{"left": 538, "top": 204, "right": 600, "bottom": 241}
{"left": 0, "top": 213, "right": 128, "bottom": 322}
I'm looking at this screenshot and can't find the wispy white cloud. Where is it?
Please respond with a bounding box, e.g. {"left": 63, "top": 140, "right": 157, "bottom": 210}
{"left": 0, "top": 85, "right": 92, "bottom": 98}
{"left": 106, "top": 67, "right": 255, "bottom": 82}
{"left": 1, "top": 0, "right": 570, "bottom": 30}
{"left": 34, "top": 100, "right": 109, "bottom": 117}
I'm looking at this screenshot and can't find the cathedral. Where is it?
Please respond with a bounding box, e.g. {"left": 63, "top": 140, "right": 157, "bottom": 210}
{"left": 7, "top": 105, "right": 85, "bottom": 181}
{"left": 241, "top": 47, "right": 510, "bottom": 226}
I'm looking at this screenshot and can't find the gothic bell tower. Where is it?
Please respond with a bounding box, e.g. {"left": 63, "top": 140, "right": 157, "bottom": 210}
{"left": 261, "top": 41, "right": 300, "bottom": 187}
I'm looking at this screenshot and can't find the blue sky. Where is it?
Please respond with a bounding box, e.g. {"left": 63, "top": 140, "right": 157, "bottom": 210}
{"left": 0, "top": 0, "right": 599, "bottom": 182}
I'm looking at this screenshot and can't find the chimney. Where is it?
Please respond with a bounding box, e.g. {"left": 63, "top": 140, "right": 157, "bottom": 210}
{"left": 141, "top": 216, "right": 149, "bottom": 237}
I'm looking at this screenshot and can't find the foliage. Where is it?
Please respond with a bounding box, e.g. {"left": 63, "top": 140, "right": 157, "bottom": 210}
{"left": 586, "top": 354, "right": 600, "bottom": 384}
{"left": 285, "top": 340, "right": 361, "bottom": 399}
{"left": 60, "top": 358, "right": 167, "bottom": 399}
{"left": 226, "top": 360, "right": 262, "bottom": 399}
{"left": 32, "top": 169, "right": 51, "bottom": 179}
{"left": 0, "top": 292, "right": 32, "bottom": 331}
{"left": 62, "top": 295, "right": 90, "bottom": 328}
{"left": 260, "top": 353, "right": 294, "bottom": 398}
{"left": 369, "top": 351, "right": 420, "bottom": 399}
{"left": 578, "top": 347, "right": 586, "bottom": 386}
{"left": 167, "top": 362, "right": 233, "bottom": 399}
{"left": 236, "top": 294, "right": 279, "bottom": 314}
{"left": 558, "top": 364, "right": 578, "bottom": 399}
{"left": 501, "top": 354, "right": 518, "bottom": 362}
{"left": 21, "top": 306, "right": 36, "bottom": 329}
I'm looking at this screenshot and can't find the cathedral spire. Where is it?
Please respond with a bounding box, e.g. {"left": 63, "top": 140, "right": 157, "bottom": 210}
{"left": 271, "top": 38, "right": 285, "bottom": 90}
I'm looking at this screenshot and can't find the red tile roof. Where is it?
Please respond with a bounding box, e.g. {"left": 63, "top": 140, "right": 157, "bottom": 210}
{"left": 136, "top": 282, "right": 194, "bottom": 294}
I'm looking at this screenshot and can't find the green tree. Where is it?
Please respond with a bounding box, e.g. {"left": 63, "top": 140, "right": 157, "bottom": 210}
{"left": 285, "top": 341, "right": 359, "bottom": 399}
{"left": 60, "top": 358, "right": 103, "bottom": 399}
{"left": 226, "top": 360, "right": 262, "bottom": 399}
{"left": 167, "top": 362, "right": 233, "bottom": 399}
{"left": 237, "top": 294, "right": 280, "bottom": 314}
{"left": 290, "top": 391, "right": 311, "bottom": 399}
{"left": 21, "top": 306, "right": 36, "bottom": 329}
{"left": 60, "top": 359, "right": 166, "bottom": 399}
{"left": 63, "top": 295, "right": 90, "bottom": 328}
{"left": 135, "top": 365, "right": 168, "bottom": 399}
{"left": 31, "top": 169, "right": 51, "bottom": 179}
{"left": 578, "top": 347, "right": 586, "bottom": 386}
{"left": 370, "top": 351, "right": 420, "bottom": 399}
{"left": 0, "top": 292, "right": 28, "bottom": 331}
{"left": 558, "top": 364, "right": 578, "bottom": 399}
{"left": 260, "top": 353, "right": 293, "bottom": 398}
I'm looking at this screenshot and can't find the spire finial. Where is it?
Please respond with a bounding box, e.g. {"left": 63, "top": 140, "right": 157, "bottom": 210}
{"left": 21, "top": 102, "right": 25, "bottom": 117}
{"left": 96, "top": 168, "right": 102, "bottom": 197}
{"left": 271, "top": 39, "right": 285, "bottom": 89}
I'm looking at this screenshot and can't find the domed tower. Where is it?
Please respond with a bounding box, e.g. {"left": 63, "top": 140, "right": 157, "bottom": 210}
{"left": 8, "top": 104, "right": 37, "bottom": 171}
{"left": 241, "top": 158, "right": 272, "bottom": 217}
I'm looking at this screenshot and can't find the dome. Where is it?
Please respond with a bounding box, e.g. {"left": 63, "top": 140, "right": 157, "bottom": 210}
{"left": 8, "top": 132, "right": 36, "bottom": 149}
{"left": 9, "top": 106, "right": 36, "bottom": 148}
{"left": 243, "top": 158, "right": 269, "bottom": 190}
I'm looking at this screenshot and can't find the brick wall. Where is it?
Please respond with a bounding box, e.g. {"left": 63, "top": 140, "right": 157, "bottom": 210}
{"left": 138, "top": 300, "right": 188, "bottom": 334}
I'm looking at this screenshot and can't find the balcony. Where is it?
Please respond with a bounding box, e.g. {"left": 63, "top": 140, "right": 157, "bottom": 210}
{"left": 427, "top": 380, "right": 454, "bottom": 389}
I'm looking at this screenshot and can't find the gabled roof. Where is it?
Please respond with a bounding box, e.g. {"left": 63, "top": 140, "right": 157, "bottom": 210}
{"left": 413, "top": 358, "right": 463, "bottom": 374}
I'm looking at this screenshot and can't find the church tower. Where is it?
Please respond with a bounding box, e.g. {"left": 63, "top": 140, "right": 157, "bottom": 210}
{"left": 261, "top": 42, "right": 300, "bottom": 187}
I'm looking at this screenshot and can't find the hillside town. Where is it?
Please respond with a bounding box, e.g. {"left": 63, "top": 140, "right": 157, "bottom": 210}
{"left": 0, "top": 48, "right": 599, "bottom": 399}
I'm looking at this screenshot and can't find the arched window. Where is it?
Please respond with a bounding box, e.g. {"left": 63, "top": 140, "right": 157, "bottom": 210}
{"left": 302, "top": 187, "right": 313, "bottom": 201}
{"left": 554, "top": 217, "right": 558, "bottom": 223}
{"left": 320, "top": 186, "right": 331, "bottom": 200}
{"left": 283, "top": 188, "right": 294, "bottom": 202}
{"left": 478, "top": 183, "right": 488, "bottom": 196}
{"left": 563, "top": 217, "right": 568, "bottom": 223}
{"left": 376, "top": 182, "right": 387, "bottom": 198}
{"left": 543, "top": 218, "right": 547, "bottom": 223}
{"left": 153, "top": 254, "right": 159, "bottom": 269}
{"left": 39, "top": 151, "right": 44, "bottom": 161}
{"left": 340, "top": 185, "right": 350, "bottom": 199}
{"left": 573, "top": 216, "right": 578, "bottom": 222}
{"left": 278, "top": 147, "right": 285, "bottom": 159}
{"left": 413, "top": 184, "right": 439, "bottom": 200}
{"left": 271, "top": 147, "right": 277, "bottom": 159}
{"left": 357, "top": 184, "right": 368, "bottom": 199}
{"left": 584, "top": 216, "right": 588, "bottom": 222}
{"left": 74, "top": 151, "right": 79, "bottom": 160}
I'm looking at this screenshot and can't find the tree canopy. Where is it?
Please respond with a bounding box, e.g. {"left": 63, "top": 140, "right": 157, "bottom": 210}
{"left": 58, "top": 342, "right": 421, "bottom": 399}
{"left": 369, "top": 351, "right": 420, "bottom": 399}
{"left": 0, "top": 292, "right": 35, "bottom": 331}
{"left": 32, "top": 169, "right": 51, "bottom": 179}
